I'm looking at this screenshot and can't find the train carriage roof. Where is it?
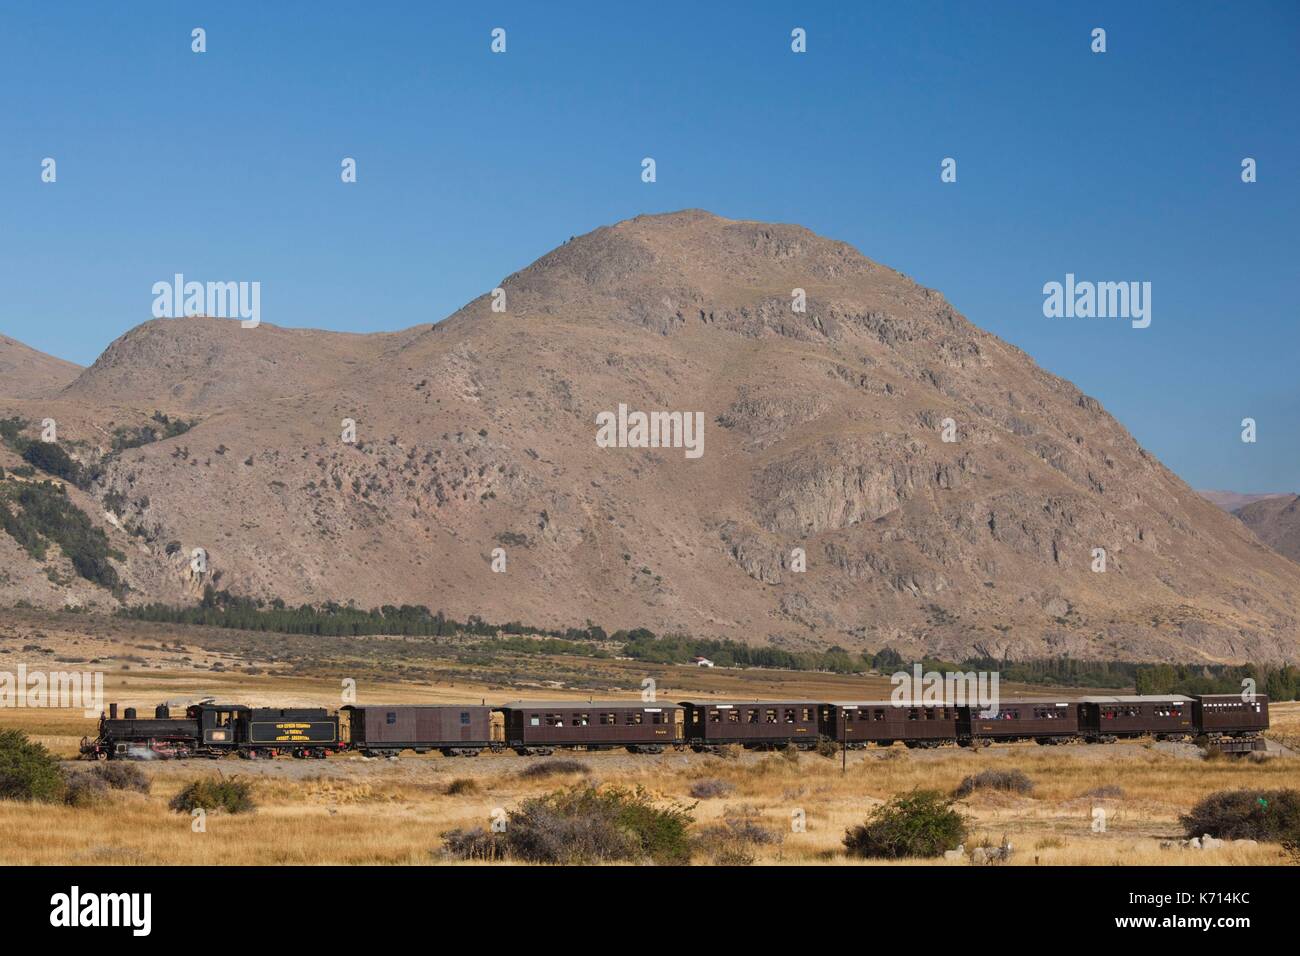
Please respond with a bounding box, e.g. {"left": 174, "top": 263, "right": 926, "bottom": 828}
{"left": 499, "top": 700, "right": 681, "bottom": 710}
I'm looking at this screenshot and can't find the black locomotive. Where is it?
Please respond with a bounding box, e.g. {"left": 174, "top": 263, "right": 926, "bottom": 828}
{"left": 81, "top": 701, "right": 339, "bottom": 759}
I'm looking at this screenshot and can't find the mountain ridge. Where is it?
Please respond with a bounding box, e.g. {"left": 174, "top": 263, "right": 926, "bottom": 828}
{"left": 1, "top": 209, "right": 1298, "bottom": 664}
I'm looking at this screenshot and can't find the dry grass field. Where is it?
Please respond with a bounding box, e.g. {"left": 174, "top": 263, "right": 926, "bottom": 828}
{"left": 2, "top": 610, "right": 1298, "bottom": 866}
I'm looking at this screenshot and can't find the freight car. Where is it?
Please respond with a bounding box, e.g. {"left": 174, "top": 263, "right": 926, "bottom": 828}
{"left": 498, "top": 701, "right": 683, "bottom": 755}
{"left": 679, "top": 700, "right": 819, "bottom": 751}
{"left": 341, "top": 704, "right": 500, "bottom": 757}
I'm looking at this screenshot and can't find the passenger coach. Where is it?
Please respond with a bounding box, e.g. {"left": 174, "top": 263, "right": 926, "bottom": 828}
{"left": 680, "top": 700, "right": 819, "bottom": 750}
{"left": 498, "top": 701, "right": 683, "bottom": 754}
{"left": 1077, "top": 695, "right": 1194, "bottom": 742}
{"left": 818, "top": 700, "right": 961, "bottom": 748}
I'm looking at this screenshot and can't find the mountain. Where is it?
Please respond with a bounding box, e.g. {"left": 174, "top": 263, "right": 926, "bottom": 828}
{"left": 1235, "top": 495, "right": 1300, "bottom": 563}
{"left": 1, "top": 210, "right": 1298, "bottom": 663}
{"left": 0, "top": 334, "right": 82, "bottom": 399}
{"left": 1198, "top": 489, "right": 1291, "bottom": 512}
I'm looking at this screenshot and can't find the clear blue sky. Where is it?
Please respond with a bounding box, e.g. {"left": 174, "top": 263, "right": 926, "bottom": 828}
{"left": 1, "top": 1, "right": 1296, "bottom": 491}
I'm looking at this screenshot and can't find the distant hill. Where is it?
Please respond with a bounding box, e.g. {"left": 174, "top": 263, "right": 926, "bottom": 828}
{"left": 0, "top": 334, "right": 81, "bottom": 399}
{"left": 1235, "top": 494, "right": 1300, "bottom": 563}
{"left": 1198, "top": 489, "right": 1292, "bottom": 512}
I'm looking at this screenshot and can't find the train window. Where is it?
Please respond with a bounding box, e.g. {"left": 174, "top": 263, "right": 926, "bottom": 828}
{"left": 708, "top": 710, "right": 721, "bottom": 723}
{"left": 599, "top": 713, "right": 615, "bottom": 725}
{"left": 765, "top": 709, "right": 778, "bottom": 724}
{"left": 546, "top": 713, "right": 563, "bottom": 727}
{"left": 783, "top": 709, "right": 795, "bottom": 723}
{"left": 529, "top": 715, "right": 540, "bottom": 726}
{"left": 386, "top": 712, "right": 396, "bottom": 725}
{"left": 874, "top": 709, "right": 885, "bottom": 721}
{"left": 727, "top": 710, "right": 740, "bottom": 723}
{"left": 651, "top": 712, "right": 664, "bottom": 724}
{"left": 800, "top": 707, "right": 813, "bottom": 721}
{"left": 460, "top": 711, "right": 470, "bottom": 725}
{"left": 907, "top": 708, "right": 919, "bottom": 721}
{"left": 843, "top": 710, "right": 854, "bottom": 722}
{"left": 746, "top": 709, "right": 759, "bottom": 724}
{"left": 574, "top": 713, "right": 589, "bottom": 726}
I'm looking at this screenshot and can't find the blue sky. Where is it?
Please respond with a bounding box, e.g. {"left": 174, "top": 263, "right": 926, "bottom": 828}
{"left": 1, "top": 1, "right": 1296, "bottom": 491}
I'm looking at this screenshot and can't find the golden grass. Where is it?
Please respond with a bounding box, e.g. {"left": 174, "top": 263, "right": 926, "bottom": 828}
{"left": 1, "top": 737, "right": 1296, "bottom": 865}
{"left": 3, "top": 623, "right": 1297, "bottom": 866}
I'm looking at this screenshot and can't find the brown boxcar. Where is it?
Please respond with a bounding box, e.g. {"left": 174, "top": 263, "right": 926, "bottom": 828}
{"left": 1193, "top": 694, "right": 1269, "bottom": 738}
{"left": 499, "top": 701, "right": 683, "bottom": 754}
{"left": 960, "top": 699, "right": 1078, "bottom": 744}
{"left": 1076, "top": 695, "right": 1195, "bottom": 742}
{"left": 341, "top": 705, "right": 499, "bottom": 756}
{"left": 680, "top": 700, "right": 820, "bottom": 750}
{"left": 819, "top": 700, "right": 961, "bottom": 748}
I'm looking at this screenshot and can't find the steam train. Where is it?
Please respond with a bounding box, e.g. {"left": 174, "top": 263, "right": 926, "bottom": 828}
{"left": 79, "top": 692, "right": 1270, "bottom": 760}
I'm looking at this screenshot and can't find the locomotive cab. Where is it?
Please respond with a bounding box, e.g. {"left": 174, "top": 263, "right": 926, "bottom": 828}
{"left": 189, "top": 703, "right": 248, "bottom": 748}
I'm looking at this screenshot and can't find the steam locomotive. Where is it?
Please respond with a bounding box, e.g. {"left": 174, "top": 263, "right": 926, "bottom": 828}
{"left": 79, "top": 692, "right": 1270, "bottom": 760}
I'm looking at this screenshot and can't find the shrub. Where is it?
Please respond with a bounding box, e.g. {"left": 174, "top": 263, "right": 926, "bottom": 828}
{"left": 815, "top": 735, "right": 839, "bottom": 759}
{"left": 445, "top": 777, "right": 480, "bottom": 795}
{"left": 0, "top": 729, "right": 66, "bottom": 803}
{"left": 1180, "top": 789, "right": 1300, "bottom": 842}
{"left": 91, "top": 760, "right": 150, "bottom": 793}
{"left": 689, "top": 778, "right": 734, "bottom": 799}
{"left": 843, "top": 789, "right": 968, "bottom": 859}
{"left": 63, "top": 769, "right": 110, "bottom": 807}
{"left": 439, "top": 825, "right": 503, "bottom": 861}
{"left": 169, "top": 776, "right": 256, "bottom": 814}
{"left": 954, "top": 769, "right": 1034, "bottom": 798}
{"left": 695, "top": 807, "right": 784, "bottom": 864}
{"left": 518, "top": 759, "right": 589, "bottom": 779}
{"left": 444, "top": 785, "right": 694, "bottom": 865}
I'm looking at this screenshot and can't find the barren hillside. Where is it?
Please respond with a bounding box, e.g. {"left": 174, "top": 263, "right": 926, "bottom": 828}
{"left": 2, "top": 210, "right": 1298, "bottom": 663}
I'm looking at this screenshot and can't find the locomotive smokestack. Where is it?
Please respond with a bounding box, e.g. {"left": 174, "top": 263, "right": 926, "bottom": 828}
{"left": 155, "top": 703, "right": 169, "bottom": 719}
{"left": 109, "top": 703, "right": 118, "bottom": 719}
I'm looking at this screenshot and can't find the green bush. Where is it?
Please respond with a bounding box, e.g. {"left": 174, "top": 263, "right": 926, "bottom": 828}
{"left": 0, "top": 729, "right": 66, "bottom": 803}
{"left": 1180, "top": 789, "right": 1300, "bottom": 842}
{"left": 168, "top": 776, "right": 256, "bottom": 814}
{"left": 843, "top": 789, "right": 968, "bottom": 859}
